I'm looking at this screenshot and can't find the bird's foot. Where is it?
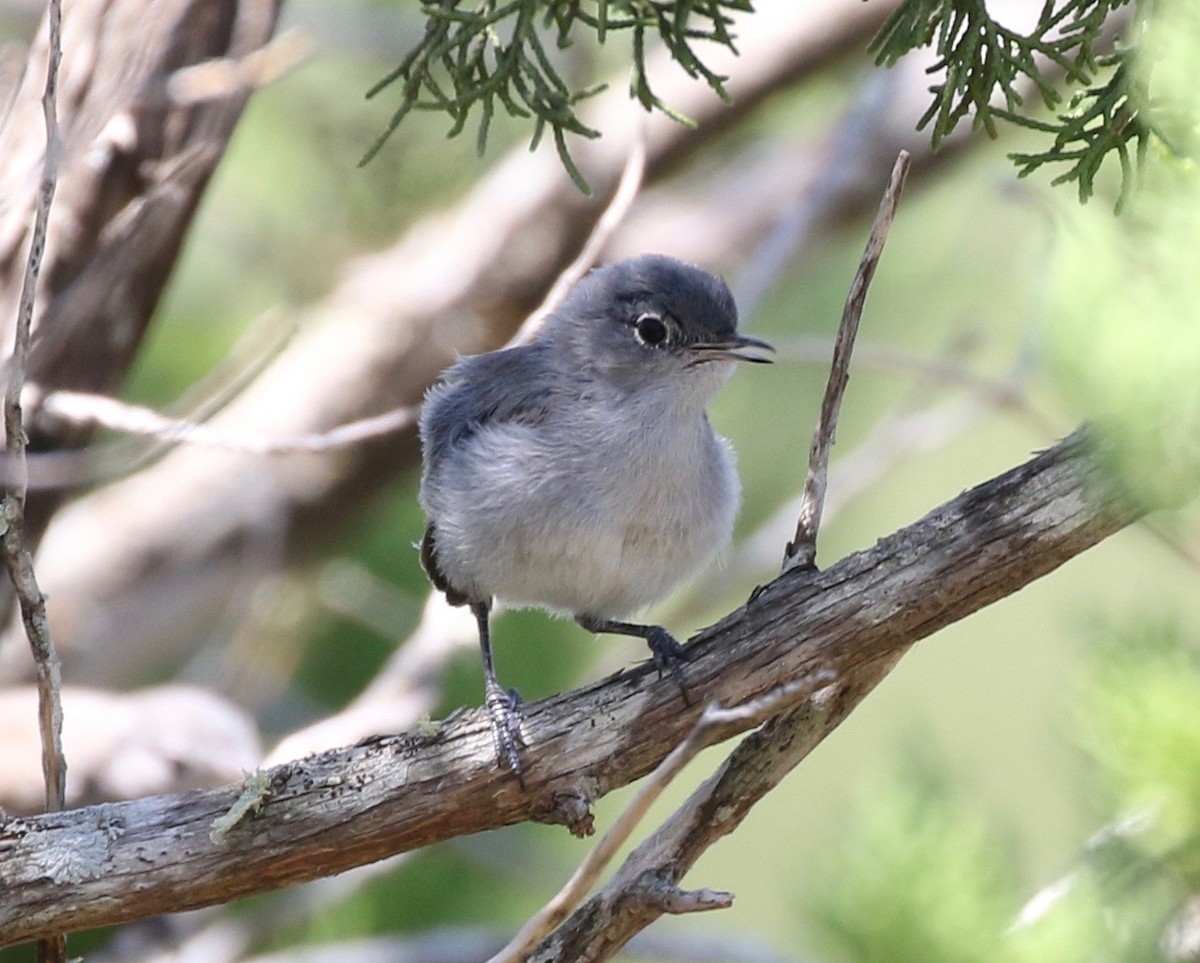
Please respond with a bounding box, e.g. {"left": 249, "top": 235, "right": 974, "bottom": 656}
{"left": 484, "top": 681, "right": 526, "bottom": 782}
{"left": 645, "top": 626, "right": 692, "bottom": 706}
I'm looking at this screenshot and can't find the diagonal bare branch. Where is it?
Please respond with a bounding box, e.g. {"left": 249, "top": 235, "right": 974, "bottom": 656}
{"left": 0, "top": 428, "right": 1151, "bottom": 948}
{"left": 493, "top": 673, "right": 834, "bottom": 962}
{"left": 530, "top": 667, "right": 884, "bottom": 960}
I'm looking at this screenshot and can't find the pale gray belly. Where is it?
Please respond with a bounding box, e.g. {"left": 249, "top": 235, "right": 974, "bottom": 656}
{"left": 422, "top": 421, "right": 740, "bottom": 617}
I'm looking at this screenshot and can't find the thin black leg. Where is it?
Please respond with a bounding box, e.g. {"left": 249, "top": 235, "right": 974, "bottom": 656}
{"left": 472, "top": 601, "right": 525, "bottom": 780}
{"left": 575, "top": 614, "right": 691, "bottom": 704}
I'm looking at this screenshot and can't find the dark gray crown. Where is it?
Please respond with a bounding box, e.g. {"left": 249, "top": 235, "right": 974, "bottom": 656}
{"left": 545, "top": 254, "right": 739, "bottom": 345}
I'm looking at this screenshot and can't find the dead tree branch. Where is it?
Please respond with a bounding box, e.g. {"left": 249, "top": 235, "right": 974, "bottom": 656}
{"left": 494, "top": 674, "right": 833, "bottom": 962}
{"left": 2, "top": 2, "right": 66, "bottom": 959}
{"left": 0, "top": 429, "right": 1148, "bottom": 947}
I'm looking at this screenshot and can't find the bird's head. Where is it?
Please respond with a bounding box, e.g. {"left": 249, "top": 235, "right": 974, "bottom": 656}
{"left": 541, "top": 254, "right": 774, "bottom": 407}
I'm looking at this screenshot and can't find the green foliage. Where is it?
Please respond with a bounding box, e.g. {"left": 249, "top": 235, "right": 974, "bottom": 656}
{"left": 1079, "top": 622, "right": 1200, "bottom": 883}
{"left": 361, "top": 1, "right": 751, "bottom": 192}
{"left": 809, "top": 770, "right": 1027, "bottom": 963}
{"left": 370, "top": 1, "right": 1200, "bottom": 205}
{"left": 1008, "top": 58, "right": 1152, "bottom": 209}
{"left": 810, "top": 622, "right": 1200, "bottom": 963}
{"left": 1009, "top": 0, "right": 1200, "bottom": 209}
{"left": 1046, "top": 159, "right": 1200, "bottom": 509}
{"left": 870, "top": 0, "right": 1154, "bottom": 205}
{"left": 371, "top": 1, "right": 1171, "bottom": 204}
{"left": 870, "top": 0, "right": 1110, "bottom": 142}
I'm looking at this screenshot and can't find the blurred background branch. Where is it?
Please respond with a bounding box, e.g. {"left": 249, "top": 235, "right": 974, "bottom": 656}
{"left": 0, "top": 0, "right": 283, "bottom": 557}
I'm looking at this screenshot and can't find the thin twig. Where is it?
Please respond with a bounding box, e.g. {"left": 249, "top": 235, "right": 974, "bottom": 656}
{"left": 4, "top": 0, "right": 64, "bottom": 813}
{"left": 510, "top": 123, "right": 647, "bottom": 346}
{"left": 1, "top": 2, "right": 65, "bottom": 960}
{"left": 783, "top": 150, "right": 911, "bottom": 574}
{"left": 37, "top": 390, "right": 418, "bottom": 455}
{"left": 530, "top": 664, "right": 852, "bottom": 958}
{"left": 491, "top": 673, "right": 833, "bottom": 963}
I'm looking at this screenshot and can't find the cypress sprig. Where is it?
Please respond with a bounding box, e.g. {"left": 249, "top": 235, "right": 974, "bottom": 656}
{"left": 362, "top": 1, "right": 752, "bottom": 193}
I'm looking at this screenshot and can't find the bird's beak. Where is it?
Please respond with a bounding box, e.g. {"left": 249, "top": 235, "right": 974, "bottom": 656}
{"left": 687, "top": 333, "right": 775, "bottom": 365}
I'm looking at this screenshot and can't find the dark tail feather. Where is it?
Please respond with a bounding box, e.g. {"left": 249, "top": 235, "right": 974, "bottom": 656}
{"left": 420, "top": 524, "right": 470, "bottom": 607}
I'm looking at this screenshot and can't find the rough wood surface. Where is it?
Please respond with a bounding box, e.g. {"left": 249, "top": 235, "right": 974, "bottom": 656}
{"left": 529, "top": 650, "right": 905, "bottom": 960}
{"left": 0, "top": 430, "right": 1139, "bottom": 947}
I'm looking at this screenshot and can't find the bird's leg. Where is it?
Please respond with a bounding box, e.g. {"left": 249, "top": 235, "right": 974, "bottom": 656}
{"left": 575, "top": 615, "right": 692, "bottom": 705}
{"left": 472, "top": 601, "right": 525, "bottom": 780}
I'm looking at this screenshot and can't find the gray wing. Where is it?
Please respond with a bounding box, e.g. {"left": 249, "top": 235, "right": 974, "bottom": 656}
{"left": 419, "top": 344, "right": 562, "bottom": 607}
{"left": 419, "top": 343, "right": 560, "bottom": 475}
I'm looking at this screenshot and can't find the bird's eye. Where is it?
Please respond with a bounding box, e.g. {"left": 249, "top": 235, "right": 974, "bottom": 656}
{"left": 634, "top": 314, "right": 668, "bottom": 347}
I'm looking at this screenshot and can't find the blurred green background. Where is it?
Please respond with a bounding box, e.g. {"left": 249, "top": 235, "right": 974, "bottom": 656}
{"left": 5, "top": 1, "right": 1200, "bottom": 960}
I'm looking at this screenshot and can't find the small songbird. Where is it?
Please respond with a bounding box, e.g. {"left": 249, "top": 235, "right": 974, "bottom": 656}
{"left": 418, "top": 254, "right": 774, "bottom": 776}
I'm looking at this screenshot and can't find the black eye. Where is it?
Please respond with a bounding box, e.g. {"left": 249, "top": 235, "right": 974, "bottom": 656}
{"left": 634, "top": 314, "right": 668, "bottom": 347}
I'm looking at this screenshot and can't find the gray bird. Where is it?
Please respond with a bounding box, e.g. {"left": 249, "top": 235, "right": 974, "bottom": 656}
{"left": 418, "top": 253, "right": 773, "bottom": 776}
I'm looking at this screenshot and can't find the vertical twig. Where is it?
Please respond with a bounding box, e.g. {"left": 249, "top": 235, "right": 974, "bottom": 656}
{"left": 2, "top": 2, "right": 66, "bottom": 958}
{"left": 783, "top": 150, "right": 911, "bottom": 574}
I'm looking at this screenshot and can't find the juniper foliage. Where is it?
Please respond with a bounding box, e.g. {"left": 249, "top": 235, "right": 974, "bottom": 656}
{"left": 370, "top": 1, "right": 1170, "bottom": 205}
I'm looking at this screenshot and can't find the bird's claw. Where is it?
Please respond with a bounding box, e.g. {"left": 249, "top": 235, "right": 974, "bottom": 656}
{"left": 485, "top": 682, "right": 526, "bottom": 782}
{"left": 645, "top": 627, "right": 692, "bottom": 706}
